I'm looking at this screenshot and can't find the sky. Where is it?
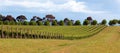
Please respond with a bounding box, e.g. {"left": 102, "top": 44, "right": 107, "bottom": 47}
{"left": 0, "top": 0, "right": 120, "bottom": 22}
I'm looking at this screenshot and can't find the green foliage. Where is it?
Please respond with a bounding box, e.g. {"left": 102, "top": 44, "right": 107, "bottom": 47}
{"left": 44, "top": 20, "right": 50, "bottom": 26}
{"left": 67, "top": 20, "right": 73, "bottom": 26}
{"left": 118, "top": 20, "right": 120, "bottom": 24}
{"left": 112, "top": 19, "right": 118, "bottom": 25}
{"left": 59, "top": 20, "right": 64, "bottom": 26}
{"left": 0, "top": 21, "right": 3, "bottom": 25}
{"left": 109, "top": 20, "right": 113, "bottom": 26}
{"left": 83, "top": 20, "right": 89, "bottom": 25}
{"left": 9, "top": 21, "right": 16, "bottom": 25}
{"left": 3, "top": 20, "right": 9, "bottom": 25}
{"left": 16, "top": 15, "right": 27, "bottom": 22}
{"left": 29, "top": 21, "right": 37, "bottom": 25}
{"left": 17, "top": 22, "right": 22, "bottom": 25}
{"left": 52, "top": 20, "right": 58, "bottom": 26}
{"left": 101, "top": 19, "right": 107, "bottom": 25}
{"left": 109, "top": 19, "right": 118, "bottom": 26}
{"left": 91, "top": 20, "right": 97, "bottom": 25}
{"left": 0, "top": 14, "right": 3, "bottom": 21}
{"left": 74, "top": 20, "right": 81, "bottom": 25}
{"left": 23, "top": 21, "right": 29, "bottom": 25}
{"left": 37, "top": 21, "right": 43, "bottom": 26}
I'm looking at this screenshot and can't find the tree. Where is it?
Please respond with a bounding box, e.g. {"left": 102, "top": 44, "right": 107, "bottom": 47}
{"left": 74, "top": 20, "right": 81, "bottom": 25}
{"left": 118, "top": 20, "right": 120, "bottom": 24}
{"left": 0, "top": 14, "right": 5, "bottom": 21}
{"left": 9, "top": 21, "right": 16, "bottom": 25}
{"left": 23, "top": 21, "right": 29, "bottom": 25}
{"left": 0, "top": 14, "right": 3, "bottom": 21}
{"left": 91, "top": 20, "right": 97, "bottom": 25}
{"left": 109, "top": 20, "right": 113, "bottom": 26}
{"left": 45, "top": 14, "right": 55, "bottom": 22}
{"left": 17, "top": 22, "right": 22, "bottom": 25}
{"left": 44, "top": 20, "right": 50, "bottom": 26}
{"left": 3, "top": 20, "right": 9, "bottom": 25}
{"left": 30, "top": 16, "right": 42, "bottom": 22}
{"left": 108, "top": 19, "right": 118, "bottom": 26}
{"left": 87, "top": 16, "right": 93, "bottom": 24}
{"left": 29, "top": 21, "right": 37, "bottom": 25}
{"left": 0, "top": 21, "right": 3, "bottom": 25}
{"left": 59, "top": 20, "right": 64, "bottom": 26}
{"left": 101, "top": 19, "right": 107, "bottom": 25}
{"left": 16, "top": 15, "right": 27, "bottom": 22}
{"left": 71, "top": 20, "right": 74, "bottom": 24}
{"left": 67, "top": 20, "right": 73, "bottom": 26}
{"left": 64, "top": 18, "right": 69, "bottom": 25}
{"left": 55, "top": 20, "right": 58, "bottom": 23}
{"left": 83, "top": 20, "right": 89, "bottom": 25}
{"left": 52, "top": 20, "right": 57, "bottom": 26}
{"left": 3, "top": 15, "right": 16, "bottom": 22}
{"left": 112, "top": 19, "right": 118, "bottom": 25}
{"left": 37, "top": 21, "right": 43, "bottom": 26}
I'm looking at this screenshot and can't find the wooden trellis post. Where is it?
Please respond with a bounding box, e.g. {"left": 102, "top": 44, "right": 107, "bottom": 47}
{"left": 1, "top": 25, "right": 4, "bottom": 38}
{"left": 16, "top": 27, "right": 18, "bottom": 38}
{"left": 27, "top": 29, "right": 29, "bottom": 39}
{"left": 6, "top": 26, "right": 9, "bottom": 38}
{"left": 11, "top": 27, "right": 14, "bottom": 38}
{"left": 20, "top": 28, "right": 22, "bottom": 39}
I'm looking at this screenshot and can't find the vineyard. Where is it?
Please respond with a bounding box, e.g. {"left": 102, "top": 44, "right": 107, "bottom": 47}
{"left": 0, "top": 25, "right": 107, "bottom": 40}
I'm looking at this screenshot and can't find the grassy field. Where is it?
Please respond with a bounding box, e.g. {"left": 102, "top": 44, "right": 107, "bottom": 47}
{"left": 0, "top": 26, "right": 120, "bottom": 53}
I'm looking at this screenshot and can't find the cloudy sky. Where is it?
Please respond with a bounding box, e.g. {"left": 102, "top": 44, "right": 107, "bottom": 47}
{"left": 0, "top": 0, "right": 120, "bottom": 22}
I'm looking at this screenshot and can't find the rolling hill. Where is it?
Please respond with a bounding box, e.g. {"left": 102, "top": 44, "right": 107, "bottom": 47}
{"left": 0, "top": 26, "right": 119, "bottom": 53}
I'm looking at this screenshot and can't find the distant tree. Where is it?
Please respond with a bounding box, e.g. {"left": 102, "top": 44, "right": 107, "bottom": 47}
{"left": 30, "top": 16, "right": 42, "bottom": 22}
{"left": 118, "top": 20, "right": 120, "bottom": 24}
{"left": 17, "top": 22, "right": 22, "bottom": 25}
{"left": 109, "top": 20, "right": 113, "bottom": 26}
{"left": 67, "top": 20, "right": 73, "bottom": 26}
{"left": 74, "top": 20, "right": 81, "bottom": 25}
{"left": 70, "top": 20, "right": 74, "bottom": 25}
{"left": 87, "top": 16, "right": 93, "bottom": 24}
{"left": 0, "top": 14, "right": 5, "bottom": 21}
{"left": 64, "top": 18, "right": 69, "bottom": 21}
{"left": 16, "top": 15, "right": 27, "bottom": 22}
{"left": 83, "top": 19, "right": 89, "bottom": 25}
{"left": 52, "top": 20, "right": 57, "bottom": 26}
{"left": 0, "top": 14, "right": 3, "bottom": 21}
{"left": 64, "top": 18, "right": 69, "bottom": 25}
{"left": 55, "top": 20, "right": 58, "bottom": 23}
{"left": 44, "top": 20, "right": 50, "bottom": 26}
{"left": 112, "top": 19, "right": 118, "bottom": 25}
{"left": 101, "top": 19, "right": 107, "bottom": 25}
{"left": 45, "top": 14, "right": 55, "bottom": 22}
{"left": 3, "top": 15, "right": 16, "bottom": 22}
{"left": 91, "top": 20, "right": 97, "bottom": 25}
{"left": 23, "top": 21, "right": 29, "bottom": 25}
{"left": 3, "top": 20, "right": 9, "bottom": 25}
{"left": 29, "top": 21, "right": 37, "bottom": 25}
{"left": 0, "top": 21, "right": 2, "bottom": 25}
{"left": 9, "top": 21, "right": 16, "bottom": 25}
{"left": 37, "top": 21, "right": 43, "bottom": 26}
{"left": 59, "top": 20, "right": 64, "bottom": 26}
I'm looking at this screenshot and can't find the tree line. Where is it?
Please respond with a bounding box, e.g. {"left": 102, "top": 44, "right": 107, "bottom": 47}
{"left": 0, "top": 14, "right": 120, "bottom": 26}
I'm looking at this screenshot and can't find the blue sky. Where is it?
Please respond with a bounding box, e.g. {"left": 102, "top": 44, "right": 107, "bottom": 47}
{"left": 0, "top": 0, "right": 120, "bottom": 22}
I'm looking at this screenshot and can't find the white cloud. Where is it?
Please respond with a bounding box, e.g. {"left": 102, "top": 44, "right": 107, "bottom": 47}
{"left": 116, "top": 0, "right": 120, "bottom": 2}
{"left": 0, "top": 0, "right": 106, "bottom": 14}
